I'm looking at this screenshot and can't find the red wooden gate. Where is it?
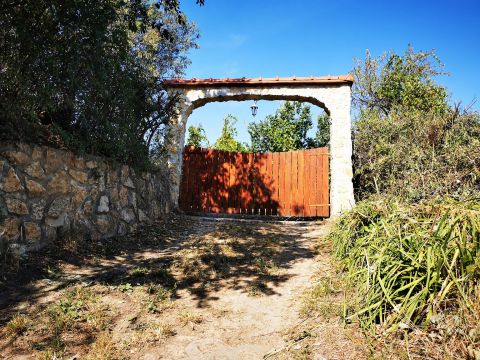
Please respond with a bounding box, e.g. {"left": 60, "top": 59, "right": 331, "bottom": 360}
{"left": 179, "top": 146, "right": 329, "bottom": 217}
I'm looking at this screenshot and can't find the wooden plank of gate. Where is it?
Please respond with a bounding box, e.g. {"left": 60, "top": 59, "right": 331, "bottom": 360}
{"left": 284, "top": 151, "right": 292, "bottom": 216}
{"left": 297, "top": 150, "right": 305, "bottom": 217}
{"left": 251, "top": 153, "right": 257, "bottom": 215}
{"left": 206, "top": 148, "right": 213, "bottom": 213}
{"left": 318, "top": 147, "right": 329, "bottom": 217}
{"left": 233, "top": 151, "right": 241, "bottom": 214}
{"left": 198, "top": 148, "right": 204, "bottom": 212}
{"left": 229, "top": 151, "right": 236, "bottom": 214}
{"left": 264, "top": 152, "right": 271, "bottom": 215}
{"left": 291, "top": 150, "right": 299, "bottom": 216}
{"left": 271, "top": 152, "right": 279, "bottom": 215}
{"left": 246, "top": 152, "right": 254, "bottom": 214}
{"left": 189, "top": 148, "right": 197, "bottom": 212}
{"left": 277, "top": 151, "right": 284, "bottom": 216}
{"left": 209, "top": 149, "right": 217, "bottom": 213}
{"left": 221, "top": 150, "right": 228, "bottom": 213}
{"left": 253, "top": 153, "right": 261, "bottom": 215}
{"left": 261, "top": 152, "right": 268, "bottom": 215}
{"left": 226, "top": 151, "right": 233, "bottom": 214}
{"left": 303, "top": 149, "right": 311, "bottom": 217}
{"left": 195, "top": 148, "right": 203, "bottom": 212}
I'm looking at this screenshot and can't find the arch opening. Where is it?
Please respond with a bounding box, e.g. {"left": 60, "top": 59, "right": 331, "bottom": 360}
{"left": 164, "top": 76, "right": 355, "bottom": 217}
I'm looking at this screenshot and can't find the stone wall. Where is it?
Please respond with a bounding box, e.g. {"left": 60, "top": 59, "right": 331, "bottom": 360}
{"left": 0, "top": 143, "right": 172, "bottom": 257}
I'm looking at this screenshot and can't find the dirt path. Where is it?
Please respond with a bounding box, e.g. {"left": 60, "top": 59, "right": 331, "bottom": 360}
{"left": 1, "top": 216, "right": 358, "bottom": 360}
{"left": 152, "top": 219, "right": 327, "bottom": 360}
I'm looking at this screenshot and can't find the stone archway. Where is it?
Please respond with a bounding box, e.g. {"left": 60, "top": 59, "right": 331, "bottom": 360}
{"left": 164, "top": 76, "right": 355, "bottom": 217}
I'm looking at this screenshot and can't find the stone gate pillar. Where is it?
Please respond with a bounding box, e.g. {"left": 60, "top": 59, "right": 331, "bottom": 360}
{"left": 165, "top": 94, "right": 192, "bottom": 208}
{"left": 326, "top": 85, "right": 355, "bottom": 216}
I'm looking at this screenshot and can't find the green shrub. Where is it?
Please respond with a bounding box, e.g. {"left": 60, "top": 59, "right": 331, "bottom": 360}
{"left": 0, "top": 1, "right": 199, "bottom": 168}
{"left": 331, "top": 197, "right": 480, "bottom": 333}
{"left": 354, "top": 110, "right": 480, "bottom": 201}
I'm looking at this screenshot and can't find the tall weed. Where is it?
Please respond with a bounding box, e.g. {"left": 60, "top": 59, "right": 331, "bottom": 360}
{"left": 331, "top": 197, "right": 480, "bottom": 333}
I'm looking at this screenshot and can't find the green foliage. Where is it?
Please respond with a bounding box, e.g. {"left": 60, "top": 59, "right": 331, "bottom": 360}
{"left": 249, "top": 101, "right": 312, "bottom": 152}
{"left": 331, "top": 198, "right": 480, "bottom": 333}
{"left": 352, "top": 46, "right": 448, "bottom": 116}
{"left": 213, "top": 115, "right": 246, "bottom": 152}
{"left": 186, "top": 123, "right": 209, "bottom": 148}
{"left": 311, "top": 112, "right": 331, "bottom": 148}
{"left": 0, "top": 0, "right": 199, "bottom": 168}
{"left": 353, "top": 109, "right": 480, "bottom": 201}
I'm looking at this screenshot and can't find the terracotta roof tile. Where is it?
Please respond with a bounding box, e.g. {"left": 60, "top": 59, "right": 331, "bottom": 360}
{"left": 164, "top": 75, "right": 353, "bottom": 87}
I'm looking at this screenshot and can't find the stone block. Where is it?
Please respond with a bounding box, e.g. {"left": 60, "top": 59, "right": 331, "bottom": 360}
{"left": 120, "top": 209, "right": 136, "bottom": 223}
{"left": 26, "top": 179, "right": 46, "bottom": 197}
{"left": 74, "top": 157, "right": 86, "bottom": 169}
{"left": 24, "top": 162, "right": 45, "bottom": 179}
{"left": 45, "top": 149, "right": 65, "bottom": 172}
{"left": 86, "top": 160, "right": 97, "bottom": 169}
{"left": 32, "top": 147, "right": 44, "bottom": 162}
{"left": 24, "top": 222, "right": 41, "bottom": 241}
{"left": 0, "top": 217, "right": 19, "bottom": 240}
{"left": 123, "top": 177, "right": 135, "bottom": 189}
{"left": 3, "top": 151, "right": 30, "bottom": 165}
{"left": 138, "top": 209, "right": 149, "bottom": 222}
{"left": 83, "top": 199, "right": 93, "bottom": 215}
{"left": 6, "top": 198, "right": 29, "bottom": 215}
{"left": 96, "top": 215, "right": 113, "bottom": 234}
{"left": 47, "top": 171, "right": 70, "bottom": 194}
{"left": 119, "top": 186, "right": 129, "bottom": 207}
{"left": 1, "top": 168, "right": 23, "bottom": 192}
{"left": 97, "top": 195, "right": 110, "bottom": 213}
{"left": 69, "top": 169, "right": 88, "bottom": 183}
{"left": 46, "top": 212, "right": 68, "bottom": 228}
{"left": 48, "top": 197, "right": 71, "bottom": 218}
{"left": 31, "top": 199, "right": 47, "bottom": 220}
{"left": 72, "top": 185, "right": 88, "bottom": 207}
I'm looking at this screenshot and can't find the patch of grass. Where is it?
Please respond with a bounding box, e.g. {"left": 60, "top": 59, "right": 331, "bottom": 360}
{"left": 177, "top": 309, "right": 203, "bottom": 327}
{"left": 145, "top": 283, "right": 175, "bottom": 313}
{"left": 152, "top": 322, "right": 177, "bottom": 338}
{"left": 247, "top": 283, "right": 266, "bottom": 297}
{"left": 5, "top": 314, "right": 31, "bottom": 337}
{"left": 85, "top": 331, "right": 117, "bottom": 360}
{"left": 117, "top": 282, "right": 134, "bottom": 293}
{"left": 129, "top": 266, "right": 150, "bottom": 277}
{"left": 300, "top": 276, "right": 345, "bottom": 319}
{"left": 252, "top": 257, "right": 280, "bottom": 275}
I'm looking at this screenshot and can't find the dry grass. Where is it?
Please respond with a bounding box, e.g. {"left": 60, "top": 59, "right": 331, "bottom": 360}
{"left": 177, "top": 309, "right": 203, "bottom": 328}
{"left": 85, "top": 332, "right": 118, "bottom": 360}
{"left": 5, "top": 314, "right": 31, "bottom": 337}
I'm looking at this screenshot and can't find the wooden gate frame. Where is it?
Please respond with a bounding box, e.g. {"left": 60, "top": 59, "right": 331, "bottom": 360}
{"left": 179, "top": 146, "right": 329, "bottom": 217}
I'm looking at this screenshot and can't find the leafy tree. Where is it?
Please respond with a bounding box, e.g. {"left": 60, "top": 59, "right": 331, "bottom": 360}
{"left": 0, "top": 0, "right": 199, "bottom": 168}
{"left": 249, "top": 101, "right": 319, "bottom": 152}
{"left": 186, "top": 124, "right": 209, "bottom": 147}
{"left": 352, "top": 46, "right": 448, "bottom": 116}
{"left": 310, "top": 113, "right": 330, "bottom": 148}
{"left": 351, "top": 45, "right": 480, "bottom": 201}
{"left": 213, "top": 115, "right": 246, "bottom": 152}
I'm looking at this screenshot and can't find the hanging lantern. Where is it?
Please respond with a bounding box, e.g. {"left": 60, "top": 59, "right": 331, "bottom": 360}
{"left": 250, "top": 100, "right": 258, "bottom": 117}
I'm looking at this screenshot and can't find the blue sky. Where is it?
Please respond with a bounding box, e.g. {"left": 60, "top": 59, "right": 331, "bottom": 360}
{"left": 180, "top": 0, "right": 480, "bottom": 145}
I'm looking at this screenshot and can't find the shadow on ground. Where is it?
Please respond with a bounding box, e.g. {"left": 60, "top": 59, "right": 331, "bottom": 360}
{"left": 0, "top": 215, "right": 318, "bottom": 322}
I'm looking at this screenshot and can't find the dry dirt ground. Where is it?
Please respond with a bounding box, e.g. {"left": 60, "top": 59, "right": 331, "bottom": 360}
{"left": 0, "top": 216, "right": 365, "bottom": 359}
